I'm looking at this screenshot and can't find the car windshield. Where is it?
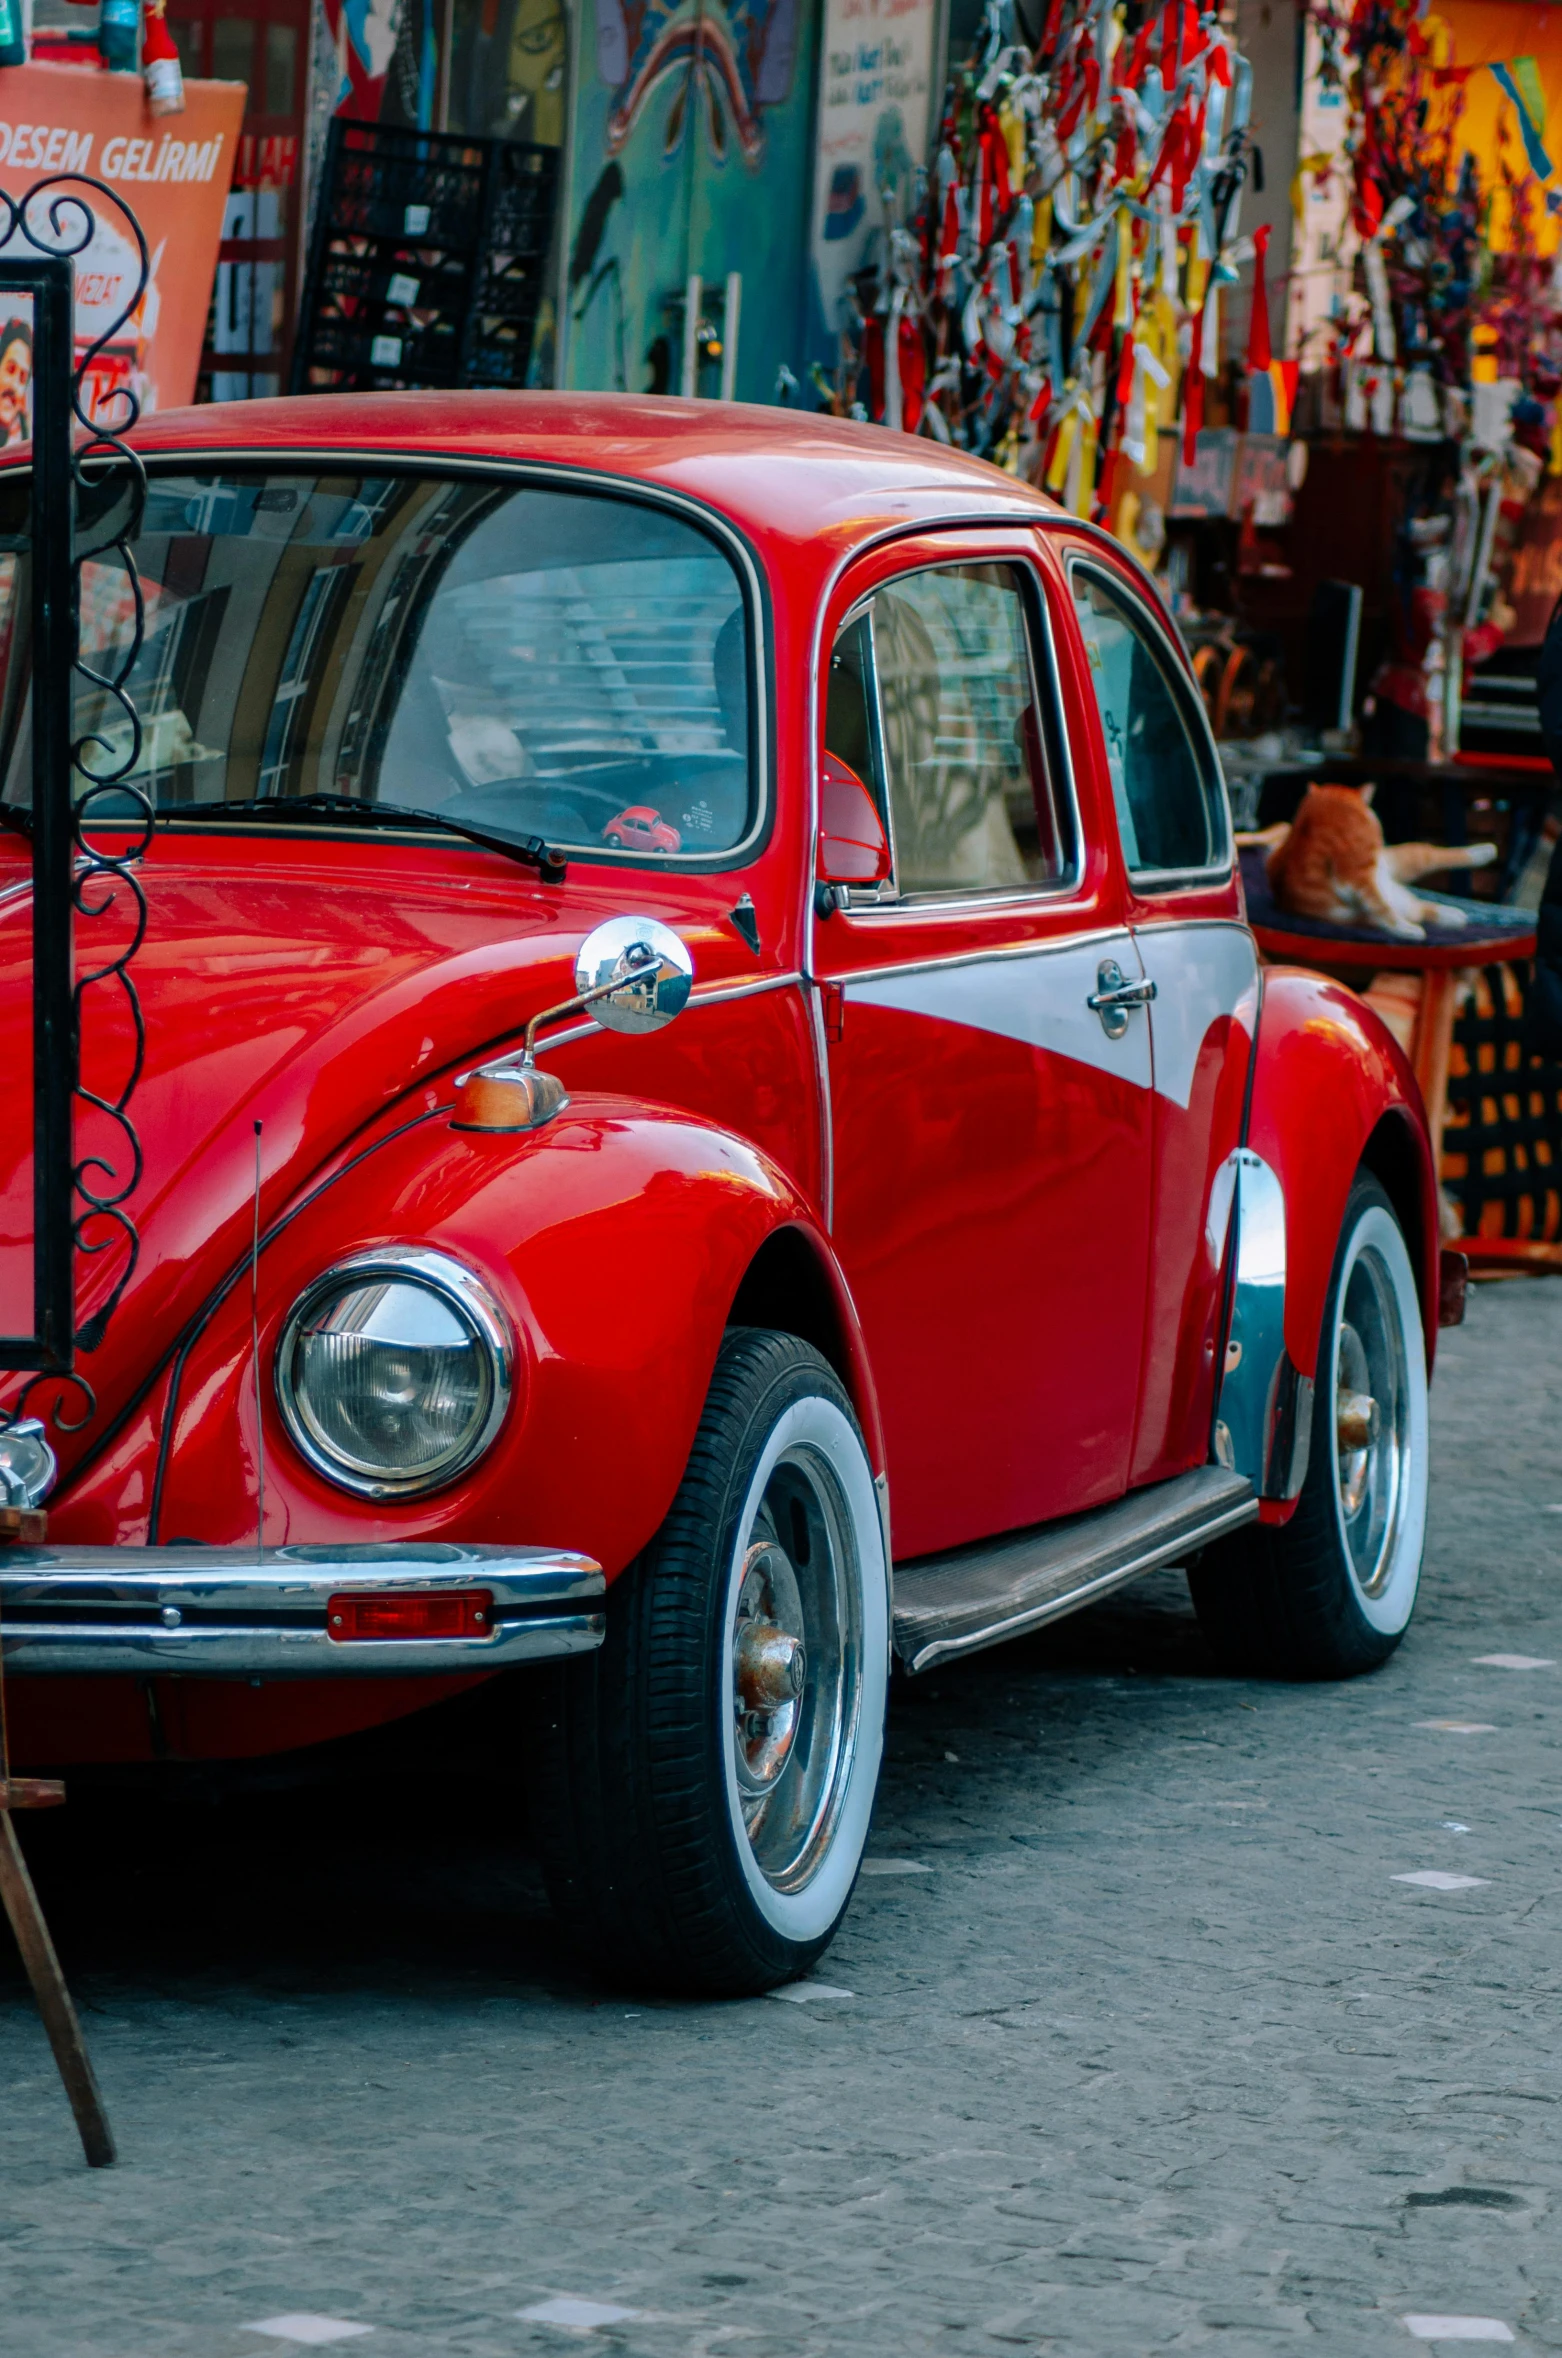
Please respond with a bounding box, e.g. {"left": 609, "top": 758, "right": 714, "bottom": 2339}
{"left": 0, "top": 469, "right": 758, "bottom": 860}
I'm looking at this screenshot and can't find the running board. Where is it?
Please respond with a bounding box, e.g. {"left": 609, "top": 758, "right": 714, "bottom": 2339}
{"left": 892, "top": 1466, "right": 1257, "bottom": 1675}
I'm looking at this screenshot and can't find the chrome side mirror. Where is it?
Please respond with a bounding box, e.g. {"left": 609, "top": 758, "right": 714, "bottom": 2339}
{"left": 574, "top": 916, "right": 694, "bottom": 1035}
{"left": 452, "top": 917, "right": 695, "bottom": 1134}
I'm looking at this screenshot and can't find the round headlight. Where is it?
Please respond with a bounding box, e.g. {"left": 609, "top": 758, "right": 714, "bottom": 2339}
{"left": 276, "top": 1249, "right": 512, "bottom": 1498}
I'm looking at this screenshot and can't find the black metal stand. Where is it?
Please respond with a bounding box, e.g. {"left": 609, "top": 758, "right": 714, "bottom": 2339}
{"left": 0, "top": 173, "right": 155, "bottom": 2168}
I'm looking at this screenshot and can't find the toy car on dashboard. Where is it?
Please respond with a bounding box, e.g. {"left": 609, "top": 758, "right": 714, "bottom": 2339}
{"left": 602, "top": 805, "right": 681, "bottom": 853}
{"left": 0, "top": 397, "right": 1450, "bottom": 1996}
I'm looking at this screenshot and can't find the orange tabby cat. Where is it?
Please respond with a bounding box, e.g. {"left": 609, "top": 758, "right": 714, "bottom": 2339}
{"left": 1253, "top": 783, "right": 1496, "bottom": 940}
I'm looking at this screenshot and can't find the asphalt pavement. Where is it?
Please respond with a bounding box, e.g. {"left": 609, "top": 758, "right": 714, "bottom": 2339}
{"left": 3, "top": 1272, "right": 1561, "bottom": 2357}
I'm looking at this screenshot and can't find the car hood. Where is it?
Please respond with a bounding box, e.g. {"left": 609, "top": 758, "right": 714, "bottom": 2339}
{"left": 0, "top": 828, "right": 762, "bottom": 1437}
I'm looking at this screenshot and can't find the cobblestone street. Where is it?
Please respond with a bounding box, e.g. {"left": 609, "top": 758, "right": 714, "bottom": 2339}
{"left": 3, "top": 1275, "right": 1561, "bottom": 2357}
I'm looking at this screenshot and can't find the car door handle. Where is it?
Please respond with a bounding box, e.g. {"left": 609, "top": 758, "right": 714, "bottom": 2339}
{"left": 1087, "top": 961, "right": 1156, "bottom": 1038}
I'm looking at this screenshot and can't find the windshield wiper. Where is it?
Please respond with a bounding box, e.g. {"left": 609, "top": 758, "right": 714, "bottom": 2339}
{"left": 168, "top": 793, "right": 567, "bottom": 883}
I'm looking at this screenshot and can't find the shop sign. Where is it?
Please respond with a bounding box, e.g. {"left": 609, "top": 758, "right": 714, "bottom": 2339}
{"left": 0, "top": 62, "right": 244, "bottom": 430}
{"left": 808, "top": 0, "right": 938, "bottom": 346}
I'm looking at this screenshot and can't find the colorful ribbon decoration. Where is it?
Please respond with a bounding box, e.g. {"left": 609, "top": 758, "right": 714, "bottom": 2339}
{"left": 818, "top": 0, "right": 1262, "bottom": 518}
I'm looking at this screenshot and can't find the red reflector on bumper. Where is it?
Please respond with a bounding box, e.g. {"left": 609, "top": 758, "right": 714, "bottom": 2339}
{"left": 326, "top": 1588, "right": 494, "bottom": 1641}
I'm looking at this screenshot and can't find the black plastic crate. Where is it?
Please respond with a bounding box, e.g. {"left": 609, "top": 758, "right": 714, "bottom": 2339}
{"left": 316, "top": 244, "right": 471, "bottom": 327}
{"left": 294, "top": 120, "right": 559, "bottom": 394}
{"left": 328, "top": 123, "right": 486, "bottom": 244}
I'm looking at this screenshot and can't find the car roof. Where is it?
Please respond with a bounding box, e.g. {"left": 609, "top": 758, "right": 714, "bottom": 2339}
{"left": 125, "top": 390, "right": 1062, "bottom": 556}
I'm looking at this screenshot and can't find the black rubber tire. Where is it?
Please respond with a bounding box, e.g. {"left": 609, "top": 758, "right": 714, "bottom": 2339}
{"left": 527, "top": 1326, "right": 887, "bottom": 1996}
{"left": 1188, "top": 1174, "right": 1428, "bottom": 1680}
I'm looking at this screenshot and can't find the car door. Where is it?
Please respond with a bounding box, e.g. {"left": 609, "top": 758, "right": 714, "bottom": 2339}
{"left": 812, "top": 534, "right": 1156, "bottom": 1562}
{"left": 1061, "top": 548, "right": 1260, "bottom": 1489}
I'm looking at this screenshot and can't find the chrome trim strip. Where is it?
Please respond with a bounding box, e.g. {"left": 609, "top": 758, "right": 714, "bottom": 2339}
{"left": 839, "top": 885, "right": 1100, "bottom": 924}
{"left": 806, "top": 975, "right": 836, "bottom": 1228}
{"left": 1130, "top": 916, "right": 1255, "bottom": 938}
{"left": 690, "top": 970, "right": 803, "bottom": 1006}
{"left": 804, "top": 511, "right": 1059, "bottom": 984}
{"left": 1062, "top": 550, "right": 1235, "bottom": 884}
{"left": 0, "top": 1539, "right": 605, "bottom": 1676}
{"left": 825, "top": 548, "right": 1086, "bottom": 911}
{"left": 891, "top": 1466, "right": 1256, "bottom": 1674}
{"left": 826, "top": 921, "right": 1133, "bottom": 990}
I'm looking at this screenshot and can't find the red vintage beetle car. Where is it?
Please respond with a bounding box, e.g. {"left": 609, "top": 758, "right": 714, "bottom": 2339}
{"left": 0, "top": 395, "right": 1446, "bottom": 1994}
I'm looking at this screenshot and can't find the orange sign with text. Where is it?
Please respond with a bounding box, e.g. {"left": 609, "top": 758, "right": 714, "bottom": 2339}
{"left": 0, "top": 63, "right": 246, "bottom": 435}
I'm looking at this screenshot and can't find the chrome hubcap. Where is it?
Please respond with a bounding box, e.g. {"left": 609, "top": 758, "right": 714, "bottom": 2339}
{"left": 728, "top": 1445, "right": 861, "bottom": 1894}
{"left": 1334, "top": 1244, "right": 1409, "bottom": 1595}
{"left": 733, "top": 1542, "right": 808, "bottom": 1792}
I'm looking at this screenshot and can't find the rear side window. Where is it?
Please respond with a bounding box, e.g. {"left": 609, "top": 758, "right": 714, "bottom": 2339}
{"left": 0, "top": 470, "right": 759, "bottom": 863}
{"left": 825, "top": 561, "right": 1073, "bottom": 899}
{"left": 1070, "top": 564, "right": 1226, "bottom": 877}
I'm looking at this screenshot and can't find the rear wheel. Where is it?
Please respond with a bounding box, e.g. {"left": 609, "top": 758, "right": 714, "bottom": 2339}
{"left": 1189, "top": 1174, "right": 1429, "bottom": 1678}
{"left": 528, "top": 1328, "right": 889, "bottom": 1993}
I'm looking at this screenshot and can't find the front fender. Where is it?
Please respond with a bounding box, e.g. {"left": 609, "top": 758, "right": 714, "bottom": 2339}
{"left": 57, "top": 1094, "right": 878, "bottom": 1582}
{"left": 1246, "top": 966, "right": 1439, "bottom": 1384}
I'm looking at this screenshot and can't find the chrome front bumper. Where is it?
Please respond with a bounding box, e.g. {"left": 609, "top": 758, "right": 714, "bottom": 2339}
{"left": 0, "top": 1542, "right": 604, "bottom": 1676}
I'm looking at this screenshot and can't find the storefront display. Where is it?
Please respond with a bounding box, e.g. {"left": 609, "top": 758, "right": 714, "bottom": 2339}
{"left": 0, "top": 60, "right": 244, "bottom": 420}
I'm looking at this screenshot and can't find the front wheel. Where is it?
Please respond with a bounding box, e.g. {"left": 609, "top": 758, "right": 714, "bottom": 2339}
{"left": 528, "top": 1328, "right": 890, "bottom": 1993}
{"left": 1189, "top": 1174, "right": 1429, "bottom": 1678}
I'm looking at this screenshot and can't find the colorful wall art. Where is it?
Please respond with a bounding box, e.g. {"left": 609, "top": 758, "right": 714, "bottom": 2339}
{"left": 562, "top": 0, "right": 821, "bottom": 401}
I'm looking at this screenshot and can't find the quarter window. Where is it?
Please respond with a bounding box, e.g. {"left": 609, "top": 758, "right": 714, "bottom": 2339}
{"left": 824, "top": 562, "right": 1072, "bottom": 899}
{"left": 1070, "top": 564, "right": 1226, "bottom": 877}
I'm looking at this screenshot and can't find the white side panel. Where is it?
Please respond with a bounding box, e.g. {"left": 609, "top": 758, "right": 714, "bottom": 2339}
{"left": 849, "top": 932, "right": 1153, "bottom": 1093}
{"left": 1134, "top": 922, "right": 1259, "bottom": 1110}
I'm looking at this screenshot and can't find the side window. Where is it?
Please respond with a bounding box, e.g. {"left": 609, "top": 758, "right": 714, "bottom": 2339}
{"left": 824, "top": 607, "right": 880, "bottom": 792}
{"left": 1070, "top": 564, "right": 1226, "bottom": 877}
{"left": 838, "top": 562, "right": 1071, "bottom": 898}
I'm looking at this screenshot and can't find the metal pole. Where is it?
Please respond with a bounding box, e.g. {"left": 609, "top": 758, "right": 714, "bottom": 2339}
{"left": 438, "top": 0, "right": 455, "bottom": 130}
{"left": 720, "top": 271, "right": 740, "bottom": 402}
{"left": 680, "top": 272, "right": 701, "bottom": 398}
{"left": 30, "top": 259, "right": 76, "bottom": 1373}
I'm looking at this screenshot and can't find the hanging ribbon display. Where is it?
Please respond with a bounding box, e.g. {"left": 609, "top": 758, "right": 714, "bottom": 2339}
{"left": 815, "top": 0, "right": 1263, "bottom": 518}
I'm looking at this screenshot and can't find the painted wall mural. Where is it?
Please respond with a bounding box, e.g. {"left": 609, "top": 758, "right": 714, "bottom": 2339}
{"left": 597, "top": 0, "right": 801, "bottom": 160}
{"left": 564, "top": 0, "right": 820, "bottom": 401}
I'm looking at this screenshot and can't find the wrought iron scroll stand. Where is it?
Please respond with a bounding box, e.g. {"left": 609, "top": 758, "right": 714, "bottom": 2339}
{"left": 0, "top": 177, "right": 157, "bottom": 2171}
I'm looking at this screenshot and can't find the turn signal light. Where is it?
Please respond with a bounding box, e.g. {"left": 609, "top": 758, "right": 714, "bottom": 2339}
{"left": 326, "top": 1588, "right": 494, "bottom": 1641}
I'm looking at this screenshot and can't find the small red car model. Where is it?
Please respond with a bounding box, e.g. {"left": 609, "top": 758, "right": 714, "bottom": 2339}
{"left": 0, "top": 397, "right": 1446, "bottom": 1995}
{"left": 603, "top": 805, "right": 682, "bottom": 853}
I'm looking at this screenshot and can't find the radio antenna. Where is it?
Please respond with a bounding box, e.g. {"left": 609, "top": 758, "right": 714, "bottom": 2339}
{"left": 252, "top": 1120, "right": 265, "bottom": 1557}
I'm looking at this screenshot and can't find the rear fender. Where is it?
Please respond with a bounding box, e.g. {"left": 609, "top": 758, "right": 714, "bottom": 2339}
{"left": 63, "top": 1094, "right": 881, "bottom": 1582}
{"left": 1217, "top": 970, "right": 1438, "bottom": 1518}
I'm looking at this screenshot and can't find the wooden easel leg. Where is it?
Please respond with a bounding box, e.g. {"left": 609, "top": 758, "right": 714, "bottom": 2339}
{"left": 0, "top": 1810, "right": 115, "bottom": 2167}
